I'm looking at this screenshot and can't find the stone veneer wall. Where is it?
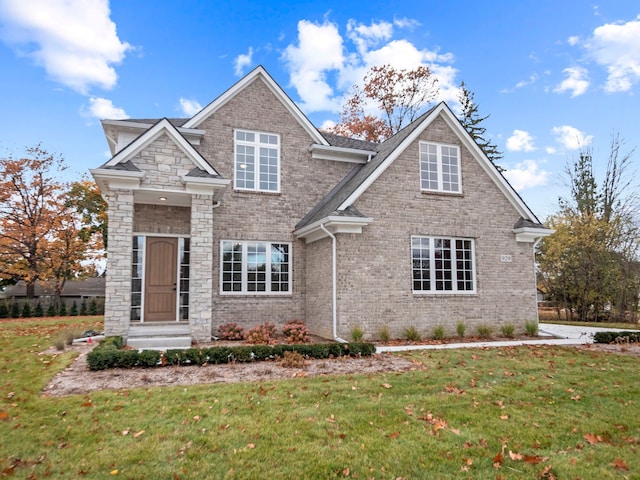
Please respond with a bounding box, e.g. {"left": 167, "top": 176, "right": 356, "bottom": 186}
{"left": 334, "top": 116, "right": 538, "bottom": 340}
{"left": 134, "top": 204, "right": 190, "bottom": 235}
{"left": 189, "top": 195, "right": 215, "bottom": 341}
{"left": 103, "top": 189, "right": 134, "bottom": 337}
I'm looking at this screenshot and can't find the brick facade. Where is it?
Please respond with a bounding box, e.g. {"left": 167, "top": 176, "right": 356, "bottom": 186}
{"left": 95, "top": 67, "right": 546, "bottom": 345}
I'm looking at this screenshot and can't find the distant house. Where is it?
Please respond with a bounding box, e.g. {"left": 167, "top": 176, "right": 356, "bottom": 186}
{"left": 1, "top": 278, "right": 106, "bottom": 309}
{"left": 91, "top": 66, "right": 552, "bottom": 346}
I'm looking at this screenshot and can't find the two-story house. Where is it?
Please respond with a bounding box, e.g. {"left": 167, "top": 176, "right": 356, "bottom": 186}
{"left": 91, "top": 66, "right": 552, "bottom": 348}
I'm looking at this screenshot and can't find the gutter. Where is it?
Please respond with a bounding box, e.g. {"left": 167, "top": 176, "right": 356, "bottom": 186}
{"left": 319, "top": 223, "right": 348, "bottom": 343}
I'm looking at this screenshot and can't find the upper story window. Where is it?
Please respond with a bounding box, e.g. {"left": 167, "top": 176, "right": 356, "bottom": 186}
{"left": 234, "top": 130, "right": 280, "bottom": 192}
{"left": 419, "top": 142, "right": 461, "bottom": 193}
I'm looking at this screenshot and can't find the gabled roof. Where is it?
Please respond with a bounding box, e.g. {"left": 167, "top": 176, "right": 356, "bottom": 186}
{"left": 100, "top": 118, "right": 220, "bottom": 176}
{"left": 184, "top": 65, "right": 328, "bottom": 145}
{"left": 297, "top": 102, "right": 545, "bottom": 232}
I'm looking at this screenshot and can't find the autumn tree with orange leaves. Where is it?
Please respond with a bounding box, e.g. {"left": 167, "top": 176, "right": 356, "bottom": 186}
{"left": 0, "top": 146, "right": 105, "bottom": 300}
{"left": 329, "top": 65, "right": 439, "bottom": 142}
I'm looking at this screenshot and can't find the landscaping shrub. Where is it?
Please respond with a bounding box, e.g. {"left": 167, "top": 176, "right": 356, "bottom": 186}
{"left": 280, "top": 350, "right": 305, "bottom": 368}
{"left": 138, "top": 349, "right": 161, "bottom": 367}
{"left": 432, "top": 325, "right": 445, "bottom": 340}
{"left": 86, "top": 341, "right": 376, "bottom": 370}
{"left": 69, "top": 301, "right": 78, "bottom": 316}
{"left": 525, "top": 320, "right": 538, "bottom": 336}
{"left": 0, "top": 302, "right": 8, "bottom": 318}
{"left": 89, "top": 298, "right": 98, "bottom": 315}
{"left": 378, "top": 325, "right": 390, "bottom": 342}
{"left": 593, "top": 331, "right": 640, "bottom": 344}
{"left": 34, "top": 302, "right": 44, "bottom": 317}
{"left": 58, "top": 302, "right": 67, "bottom": 316}
{"left": 282, "top": 320, "right": 310, "bottom": 343}
{"left": 477, "top": 324, "right": 492, "bottom": 339}
{"left": 350, "top": 326, "right": 364, "bottom": 342}
{"left": 403, "top": 326, "right": 422, "bottom": 342}
{"left": 218, "top": 323, "right": 244, "bottom": 340}
{"left": 244, "top": 322, "right": 276, "bottom": 344}
{"left": 501, "top": 324, "right": 515, "bottom": 338}
{"left": 21, "top": 301, "right": 32, "bottom": 318}
{"left": 46, "top": 303, "right": 57, "bottom": 317}
{"left": 10, "top": 302, "right": 20, "bottom": 318}
{"left": 80, "top": 299, "right": 88, "bottom": 316}
{"left": 456, "top": 321, "right": 466, "bottom": 338}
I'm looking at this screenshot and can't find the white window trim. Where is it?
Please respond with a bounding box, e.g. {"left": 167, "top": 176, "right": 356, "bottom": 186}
{"left": 219, "top": 240, "right": 292, "bottom": 295}
{"left": 411, "top": 235, "right": 476, "bottom": 294}
{"left": 419, "top": 141, "right": 462, "bottom": 194}
{"left": 234, "top": 129, "right": 281, "bottom": 193}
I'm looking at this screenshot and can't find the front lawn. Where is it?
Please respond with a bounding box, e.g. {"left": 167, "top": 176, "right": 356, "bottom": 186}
{"left": 1, "top": 317, "right": 638, "bottom": 479}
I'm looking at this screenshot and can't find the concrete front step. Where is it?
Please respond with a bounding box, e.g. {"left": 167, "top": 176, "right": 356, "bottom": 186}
{"left": 127, "top": 324, "right": 192, "bottom": 350}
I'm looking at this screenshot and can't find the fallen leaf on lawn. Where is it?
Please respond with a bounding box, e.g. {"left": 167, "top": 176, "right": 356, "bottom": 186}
{"left": 6, "top": 392, "right": 14, "bottom": 399}
{"left": 500, "top": 414, "right": 509, "bottom": 420}
{"left": 193, "top": 415, "right": 200, "bottom": 422}
{"left": 583, "top": 433, "right": 602, "bottom": 445}
{"left": 509, "top": 450, "right": 523, "bottom": 460}
{"left": 0, "top": 412, "right": 9, "bottom": 421}
{"left": 540, "top": 465, "right": 557, "bottom": 479}
{"left": 247, "top": 443, "right": 255, "bottom": 449}
{"left": 110, "top": 469, "right": 119, "bottom": 475}
{"left": 133, "top": 430, "right": 145, "bottom": 438}
{"left": 571, "top": 395, "right": 580, "bottom": 401}
{"left": 433, "top": 419, "right": 447, "bottom": 432}
{"left": 449, "top": 427, "right": 461, "bottom": 435}
{"left": 523, "top": 454, "right": 546, "bottom": 464}
{"left": 121, "top": 429, "right": 130, "bottom": 436}
{"left": 612, "top": 458, "right": 628, "bottom": 471}
{"left": 382, "top": 383, "right": 392, "bottom": 389}
{"left": 389, "top": 431, "right": 400, "bottom": 439}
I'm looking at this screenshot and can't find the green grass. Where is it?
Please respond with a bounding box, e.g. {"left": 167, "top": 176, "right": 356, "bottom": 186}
{"left": 1, "top": 317, "right": 640, "bottom": 479}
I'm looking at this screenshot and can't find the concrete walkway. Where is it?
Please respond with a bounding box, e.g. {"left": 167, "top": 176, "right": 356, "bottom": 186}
{"left": 376, "top": 323, "right": 632, "bottom": 353}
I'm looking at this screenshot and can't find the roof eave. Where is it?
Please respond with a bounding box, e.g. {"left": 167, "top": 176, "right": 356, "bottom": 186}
{"left": 294, "top": 215, "right": 374, "bottom": 243}
{"left": 309, "top": 143, "right": 375, "bottom": 164}
{"left": 513, "top": 226, "right": 555, "bottom": 243}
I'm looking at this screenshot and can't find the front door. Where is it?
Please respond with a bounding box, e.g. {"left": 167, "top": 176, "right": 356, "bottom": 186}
{"left": 144, "top": 237, "right": 178, "bottom": 322}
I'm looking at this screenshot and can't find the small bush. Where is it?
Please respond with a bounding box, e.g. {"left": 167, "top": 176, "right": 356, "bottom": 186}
{"left": 54, "top": 338, "right": 66, "bottom": 351}
{"left": 164, "top": 349, "right": 189, "bottom": 366}
{"left": 350, "top": 326, "right": 364, "bottom": 342}
{"left": 218, "top": 323, "right": 244, "bottom": 341}
{"left": 46, "top": 303, "right": 57, "bottom": 317}
{"left": 89, "top": 298, "right": 98, "bottom": 315}
{"left": 501, "top": 324, "right": 515, "bottom": 338}
{"left": 138, "top": 350, "right": 161, "bottom": 367}
{"left": 593, "top": 331, "right": 640, "bottom": 344}
{"left": 34, "top": 302, "right": 44, "bottom": 317}
{"left": 10, "top": 302, "right": 20, "bottom": 318}
{"left": 456, "top": 321, "right": 466, "bottom": 338}
{"left": 432, "top": 325, "right": 445, "bottom": 340}
{"left": 87, "top": 349, "right": 119, "bottom": 370}
{"left": 279, "top": 350, "right": 306, "bottom": 368}
{"left": 69, "top": 301, "right": 78, "bottom": 316}
{"left": 21, "top": 301, "right": 32, "bottom": 318}
{"left": 80, "top": 299, "right": 88, "bottom": 316}
{"left": 378, "top": 326, "right": 391, "bottom": 342}
{"left": 114, "top": 350, "right": 139, "bottom": 368}
{"left": 344, "top": 342, "right": 377, "bottom": 356}
{"left": 0, "top": 302, "right": 8, "bottom": 319}
{"left": 525, "top": 320, "right": 538, "bottom": 336}
{"left": 58, "top": 302, "right": 67, "bottom": 316}
{"left": 477, "top": 324, "right": 492, "bottom": 339}
{"left": 403, "top": 326, "right": 422, "bottom": 342}
{"left": 245, "top": 322, "right": 276, "bottom": 344}
{"left": 282, "top": 320, "right": 310, "bottom": 344}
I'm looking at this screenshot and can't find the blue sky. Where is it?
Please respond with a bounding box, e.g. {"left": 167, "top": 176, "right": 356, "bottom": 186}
{"left": 0, "top": 0, "right": 639, "bottom": 220}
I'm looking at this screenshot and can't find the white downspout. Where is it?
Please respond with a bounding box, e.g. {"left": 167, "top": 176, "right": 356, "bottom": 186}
{"left": 320, "top": 223, "right": 348, "bottom": 343}
{"left": 532, "top": 237, "right": 543, "bottom": 327}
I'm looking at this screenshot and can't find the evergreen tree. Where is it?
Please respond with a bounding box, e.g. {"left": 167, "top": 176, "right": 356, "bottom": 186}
{"left": 58, "top": 301, "right": 67, "bottom": 316}
{"left": 46, "top": 302, "right": 57, "bottom": 317}
{"left": 21, "top": 301, "right": 32, "bottom": 318}
{"left": 0, "top": 301, "right": 8, "bottom": 318}
{"left": 89, "top": 298, "right": 98, "bottom": 315}
{"left": 80, "top": 299, "right": 87, "bottom": 316}
{"left": 10, "top": 302, "right": 20, "bottom": 318}
{"left": 70, "top": 300, "right": 78, "bottom": 316}
{"left": 34, "top": 301, "right": 44, "bottom": 317}
{"left": 457, "top": 81, "right": 504, "bottom": 171}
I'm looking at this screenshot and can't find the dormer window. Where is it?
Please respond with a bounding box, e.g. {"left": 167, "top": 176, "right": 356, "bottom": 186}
{"left": 419, "top": 142, "right": 461, "bottom": 193}
{"left": 234, "top": 130, "right": 280, "bottom": 192}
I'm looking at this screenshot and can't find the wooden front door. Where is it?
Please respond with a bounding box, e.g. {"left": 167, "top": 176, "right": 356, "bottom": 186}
{"left": 144, "top": 237, "right": 178, "bottom": 322}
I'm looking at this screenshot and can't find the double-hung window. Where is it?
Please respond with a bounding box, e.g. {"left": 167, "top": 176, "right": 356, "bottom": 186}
{"left": 419, "top": 142, "right": 461, "bottom": 193}
{"left": 234, "top": 130, "right": 280, "bottom": 192}
{"left": 411, "top": 236, "right": 475, "bottom": 293}
{"left": 221, "top": 241, "right": 290, "bottom": 294}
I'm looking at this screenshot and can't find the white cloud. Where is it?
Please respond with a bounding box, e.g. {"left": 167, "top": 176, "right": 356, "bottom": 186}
{"left": 584, "top": 15, "right": 640, "bottom": 92}
{"left": 0, "top": 0, "right": 131, "bottom": 94}
{"left": 86, "top": 97, "right": 128, "bottom": 119}
{"left": 504, "top": 160, "right": 549, "bottom": 191}
{"left": 554, "top": 66, "right": 590, "bottom": 97}
{"left": 281, "top": 19, "right": 345, "bottom": 112}
{"left": 234, "top": 47, "right": 253, "bottom": 76}
{"left": 552, "top": 125, "right": 593, "bottom": 150}
{"left": 567, "top": 36, "right": 580, "bottom": 46}
{"left": 506, "top": 130, "right": 536, "bottom": 152}
{"left": 179, "top": 98, "right": 202, "bottom": 116}
{"left": 281, "top": 17, "right": 458, "bottom": 114}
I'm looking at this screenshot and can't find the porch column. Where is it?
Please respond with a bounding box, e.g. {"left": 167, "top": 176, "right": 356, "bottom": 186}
{"left": 189, "top": 194, "right": 214, "bottom": 342}
{"left": 104, "top": 189, "right": 134, "bottom": 337}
